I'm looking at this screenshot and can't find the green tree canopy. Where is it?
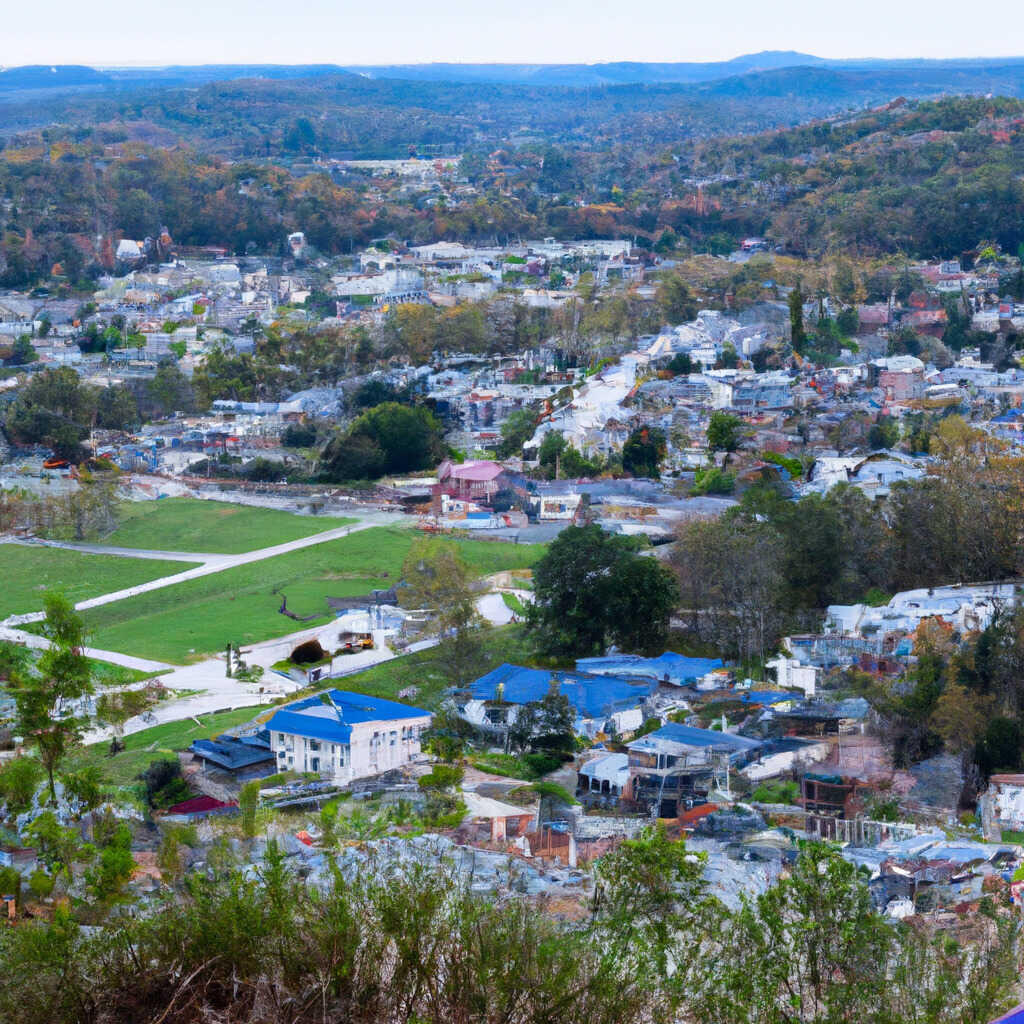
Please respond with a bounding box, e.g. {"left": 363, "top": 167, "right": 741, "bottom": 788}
{"left": 528, "top": 524, "right": 678, "bottom": 656}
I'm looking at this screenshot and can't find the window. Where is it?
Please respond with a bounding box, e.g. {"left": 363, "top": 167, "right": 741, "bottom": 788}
{"left": 309, "top": 740, "right": 320, "bottom": 752}
{"left": 390, "top": 731, "right": 397, "bottom": 746}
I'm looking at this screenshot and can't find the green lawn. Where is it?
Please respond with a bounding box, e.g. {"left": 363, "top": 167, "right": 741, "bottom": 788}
{"left": 81, "top": 528, "right": 545, "bottom": 664}
{"left": 106, "top": 498, "right": 357, "bottom": 554}
{"left": 298, "top": 622, "right": 535, "bottom": 711}
{"left": 0, "top": 544, "right": 199, "bottom": 619}
{"left": 67, "top": 705, "right": 265, "bottom": 789}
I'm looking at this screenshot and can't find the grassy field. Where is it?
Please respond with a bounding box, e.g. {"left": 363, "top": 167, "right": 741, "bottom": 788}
{"left": 81, "top": 528, "right": 545, "bottom": 664}
{"left": 67, "top": 705, "right": 264, "bottom": 789}
{"left": 106, "top": 498, "right": 357, "bottom": 554}
{"left": 298, "top": 622, "right": 535, "bottom": 711}
{"left": 0, "top": 544, "right": 199, "bottom": 619}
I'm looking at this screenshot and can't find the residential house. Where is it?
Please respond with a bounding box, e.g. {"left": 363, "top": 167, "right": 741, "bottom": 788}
{"left": 625, "top": 722, "right": 762, "bottom": 816}
{"left": 265, "top": 690, "right": 432, "bottom": 783}
{"left": 189, "top": 730, "right": 277, "bottom": 780}
{"left": 577, "top": 751, "right": 630, "bottom": 806}
{"left": 461, "top": 664, "right": 657, "bottom": 739}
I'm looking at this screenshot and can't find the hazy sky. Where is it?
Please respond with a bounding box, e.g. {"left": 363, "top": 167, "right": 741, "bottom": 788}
{"left": 4, "top": 0, "right": 1024, "bottom": 66}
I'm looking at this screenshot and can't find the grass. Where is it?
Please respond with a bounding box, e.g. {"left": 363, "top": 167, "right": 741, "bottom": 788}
{"left": 66, "top": 705, "right": 264, "bottom": 789}
{"left": 470, "top": 751, "right": 564, "bottom": 781}
{"left": 292, "top": 623, "right": 536, "bottom": 712}
{"left": 501, "top": 592, "right": 527, "bottom": 616}
{"left": 0, "top": 544, "right": 200, "bottom": 619}
{"left": 106, "top": 498, "right": 357, "bottom": 554}
{"left": 80, "top": 528, "right": 545, "bottom": 664}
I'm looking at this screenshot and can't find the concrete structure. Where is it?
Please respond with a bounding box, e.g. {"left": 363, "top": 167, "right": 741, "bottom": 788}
{"left": 765, "top": 656, "right": 819, "bottom": 697}
{"left": 266, "top": 690, "right": 432, "bottom": 783}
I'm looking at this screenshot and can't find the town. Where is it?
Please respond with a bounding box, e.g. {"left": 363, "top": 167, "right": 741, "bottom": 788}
{"left": 1, "top": 45, "right": 1024, "bottom": 1024}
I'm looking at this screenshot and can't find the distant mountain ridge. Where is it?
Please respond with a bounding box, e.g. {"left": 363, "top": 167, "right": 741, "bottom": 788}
{"left": 5, "top": 52, "right": 1024, "bottom": 95}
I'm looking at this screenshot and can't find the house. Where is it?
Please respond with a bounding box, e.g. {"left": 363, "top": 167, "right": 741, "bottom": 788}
{"left": 433, "top": 458, "right": 517, "bottom": 507}
{"left": 577, "top": 751, "right": 630, "bottom": 805}
{"left": 625, "top": 722, "right": 762, "bottom": 816}
{"left": 461, "top": 790, "right": 535, "bottom": 843}
{"left": 461, "top": 664, "right": 657, "bottom": 738}
{"left": 741, "top": 737, "right": 831, "bottom": 782}
{"left": 265, "top": 690, "right": 432, "bottom": 783}
{"left": 765, "top": 655, "right": 819, "bottom": 696}
{"left": 189, "top": 730, "right": 277, "bottom": 779}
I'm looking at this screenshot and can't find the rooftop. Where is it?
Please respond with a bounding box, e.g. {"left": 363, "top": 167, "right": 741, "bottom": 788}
{"left": 266, "top": 690, "right": 432, "bottom": 745}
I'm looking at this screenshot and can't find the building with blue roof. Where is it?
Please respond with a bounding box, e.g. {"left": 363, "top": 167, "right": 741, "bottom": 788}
{"left": 575, "top": 651, "right": 723, "bottom": 687}
{"left": 462, "top": 663, "right": 657, "bottom": 738}
{"left": 265, "top": 690, "right": 432, "bottom": 783}
{"left": 189, "top": 729, "right": 276, "bottom": 778}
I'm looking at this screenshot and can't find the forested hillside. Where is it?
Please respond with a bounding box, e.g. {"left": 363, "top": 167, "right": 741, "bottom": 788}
{"left": 1, "top": 93, "right": 1022, "bottom": 287}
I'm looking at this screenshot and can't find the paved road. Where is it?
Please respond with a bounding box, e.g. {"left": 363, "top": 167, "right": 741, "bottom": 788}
{"left": 3, "top": 538, "right": 216, "bottom": 563}
{"left": 0, "top": 505, "right": 455, "bottom": 742}
{"left": 77, "top": 620, "right": 402, "bottom": 745}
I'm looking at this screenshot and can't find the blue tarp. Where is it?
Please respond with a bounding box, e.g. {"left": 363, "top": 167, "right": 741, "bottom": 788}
{"left": 741, "top": 690, "right": 799, "bottom": 705}
{"left": 470, "top": 663, "right": 656, "bottom": 719}
{"left": 575, "top": 651, "right": 723, "bottom": 686}
{"left": 641, "top": 721, "right": 762, "bottom": 752}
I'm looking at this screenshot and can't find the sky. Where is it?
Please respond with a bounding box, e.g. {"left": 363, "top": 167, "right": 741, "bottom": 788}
{"left": 3, "top": 0, "right": 1024, "bottom": 67}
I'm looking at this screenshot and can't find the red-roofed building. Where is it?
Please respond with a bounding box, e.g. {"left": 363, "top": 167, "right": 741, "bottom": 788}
{"left": 433, "top": 459, "right": 520, "bottom": 508}
{"left": 162, "top": 795, "right": 238, "bottom": 819}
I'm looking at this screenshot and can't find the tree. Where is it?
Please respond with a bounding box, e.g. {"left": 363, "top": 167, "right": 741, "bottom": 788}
{"left": 96, "top": 688, "right": 158, "bottom": 755}
{"left": 146, "top": 361, "right": 194, "bottom": 417}
{"left": 497, "top": 407, "right": 536, "bottom": 458}
{"left": 930, "top": 682, "right": 991, "bottom": 753}
{"left": 401, "top": 539, "right": 491, "bottom": 687}
{"left": 509, "top": 681, "right": 576, "bottom": 754}
{"left": 671, "top": 516, "right": 785, "bottom": 661}
{"left": 622, "top": 427, "right": 666, "bottom": 478}
{"left": 666, "top": 351, "right": 693, "bottom": 375}
{"left": 706, "top": 411, "right": 743, "bottom": 453}
{"left": 94, "top": 385, "right": 138, "bottom": 431}
{"left": 656, "top": 274, "right": 697, "bottom": 324}
{"left": 11, "top": 593, "right": 93, "bottom": 803}
{"left": 4, "top": 366, "right": 96, "bottom": 461}
{"left": 319, "top": 402, "right": 444, "bottom": 481}
{"left": 7, "top": 334, "right": 35, "bottom": 366}
{"left": 528, "top": 525, "right": 679, "bottom": 656}
{"left": 60, "top": 765, "right": 104, "bottom": 811}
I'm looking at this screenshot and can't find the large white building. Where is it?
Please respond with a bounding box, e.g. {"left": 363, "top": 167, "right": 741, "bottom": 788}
{"left": 265, "top": 690, "right": 432, "bottom": 783}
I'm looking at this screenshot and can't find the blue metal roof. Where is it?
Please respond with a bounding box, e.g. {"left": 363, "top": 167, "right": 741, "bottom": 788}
{"left": 470, "top": 663, "right": 656, "bottom": 719}
{"left": 575, "top": 651, "right": 723, "bottom": 685}
{"left": 643, "top": 722, "right": 762, "bottom": 751}
{"left": 265, "top": 689, "right": 431, "bottom": 745}
{"left": 190, "top": 730, "right": 274, "bottom": 770}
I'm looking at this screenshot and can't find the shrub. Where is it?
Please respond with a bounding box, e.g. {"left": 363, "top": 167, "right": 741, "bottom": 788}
{"left": 0, "top": 757, "right": 43, "bottom": 812}
{"left": 751, "top": 780, "right": 800, "bottom": 805}
{"left": 239, "top": 780, "right": 261, "bottom": 838}
{"left": 27, "top": 869, "right": 54, "bottom": 900}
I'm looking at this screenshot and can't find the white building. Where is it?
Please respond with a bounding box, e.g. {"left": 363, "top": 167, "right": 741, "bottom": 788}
{"left": 265, "top": 690, "right": 432, "bottom": 783}
{"left": 765, "top": 656, "right": 819, "bottom": 697}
